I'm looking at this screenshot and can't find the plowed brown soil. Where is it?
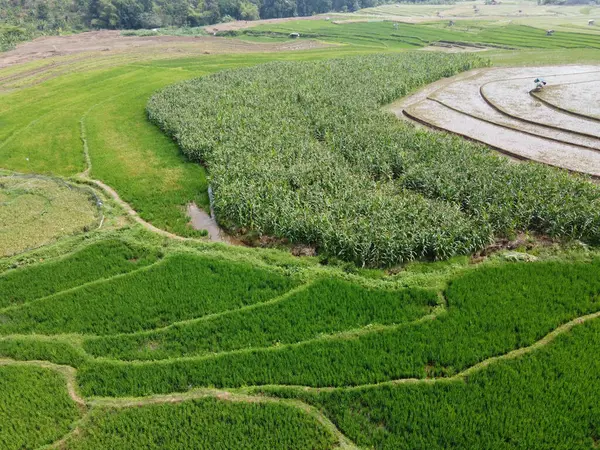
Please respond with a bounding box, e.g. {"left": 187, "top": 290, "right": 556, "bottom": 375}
{"left": 0, "top": 30, "right": 329, "bottom": 69}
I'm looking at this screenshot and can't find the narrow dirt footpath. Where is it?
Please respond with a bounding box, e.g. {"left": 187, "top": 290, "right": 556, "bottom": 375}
{"left": 77, "top": 97, "right": 236, "bottom": 243}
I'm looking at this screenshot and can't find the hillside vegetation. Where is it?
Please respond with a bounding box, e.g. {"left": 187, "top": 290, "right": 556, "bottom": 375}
{"left": 0, "top": 0, "right": 382, "bottom": 50}
{"left": 147, "top": 52, "right": 600, "bottom": 266}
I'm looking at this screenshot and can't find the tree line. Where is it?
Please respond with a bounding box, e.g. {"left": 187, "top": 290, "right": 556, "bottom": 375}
{"left": 0, "top": 0, "right": 390, "bottom": 30}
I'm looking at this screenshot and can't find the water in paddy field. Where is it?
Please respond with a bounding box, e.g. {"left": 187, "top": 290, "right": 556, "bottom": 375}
{"left": 187, "top": 203, "right": 226, "bottom": 242}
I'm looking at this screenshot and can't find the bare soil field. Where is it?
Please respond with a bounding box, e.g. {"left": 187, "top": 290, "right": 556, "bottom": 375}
{"left": 396, "top": 65, "right": 600, "bottom": 177}
{"left": 0, "top": 30, "right": 329, "bottom": 69}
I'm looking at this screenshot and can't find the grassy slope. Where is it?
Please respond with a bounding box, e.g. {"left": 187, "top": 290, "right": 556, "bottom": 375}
{"left": 83, "top": 279, "right": 437, "bottom": 360}
{"left": 76, "top": 259, "right": 600, "bottom": 395}
{"left": 0, "top": 239, "right": 161, "bottom": 308}
{"left": 0, "top": 234, "right": 599, "bottom": 448}
{"left": 246, "top": 20, "right": 600, "bottom": 49}
{"left": 0, "top": 253, "right": 296, "bottom": 335}
{"left": 2, "top": 23, "right": 599, "bottom": 238}
{"left": 2, "top": 18, "right": 600, "bottom": 448}
{"left": 0, "top": 47, "right": 387, "bottom": 237}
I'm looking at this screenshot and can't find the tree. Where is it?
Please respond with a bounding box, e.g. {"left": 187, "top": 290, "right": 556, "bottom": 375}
{"left": 260, "top": 0, "right": 296, "bottom": 19}
{"left": 91, "top": 0, "right": 119, "bottom": 28}
{"left": 114, "top": 0, "right": 144, "bottom": 28}
{"left": 36, "top": 2, "right": 50, "bottom": 20}
{"left": 239, "top": 0, "right": 259, "bottom": 20}
{"left": 139, "top": 11, "right": 162, "bottom": 27}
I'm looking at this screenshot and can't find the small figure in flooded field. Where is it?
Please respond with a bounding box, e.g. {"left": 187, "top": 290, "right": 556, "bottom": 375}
{"left": 534, "top": 77, "right": 547, "bottom": 91}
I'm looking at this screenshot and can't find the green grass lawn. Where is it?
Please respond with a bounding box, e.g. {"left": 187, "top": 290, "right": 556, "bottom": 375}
{"left": 0, "top": 47, "right": 403, "bottom": 237}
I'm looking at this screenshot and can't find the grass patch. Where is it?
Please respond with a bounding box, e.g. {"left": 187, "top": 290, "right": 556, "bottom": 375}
{"left": 77, "top": 259, "right": 600, "bottom": 395}
{"left": 0, "top": 239, "right": 161, "bottom": 308}
{"left": 0, "top": 175, "right": 99, "bottom": 257}
{"left": 277, "top": 317, "right": 600, "bottom": 449}
{"left": 0, "top": 338, "right": 87, "bottom": 367}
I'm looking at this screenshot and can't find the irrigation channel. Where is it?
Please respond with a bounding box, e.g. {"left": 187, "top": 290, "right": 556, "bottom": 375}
{"left": 395, "top": 65, "right": 600, "bottom": 177}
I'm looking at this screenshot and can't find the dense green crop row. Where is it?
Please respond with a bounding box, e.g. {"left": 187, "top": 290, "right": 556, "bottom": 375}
{"left": 84, "top": 279, "right": 438, "bottom": 360}
{"left": 78, "top": 260, "right": 600, "bottom": 396}
{"left": 0, "top": 239, "right": 161, "bottom": 308}
{"left": 65, "top": 398, "right": 336, "bottom": 449}
{"left": 0, "top": 338, "right": 86, "bottom": 367}
{"left": 147, "top": 53, "right": 600, "bottom": 266}
{"left": 281, "top": 318, "right": 600, "bottom": 449}
{"left": 0, "top": 365, "right": 79, "bottom": 450}
{"left": 248, "top": 21, "right": 600, "bottom": 51}
{"left": 0, "top": 253, "right": 297, "bottom": 335}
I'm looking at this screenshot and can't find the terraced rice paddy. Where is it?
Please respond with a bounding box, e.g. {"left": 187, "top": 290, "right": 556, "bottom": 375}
{"left": 399, "top": 65, "right": 600, "bottom": 177}
{"left": 2, "top": 8, "right": 600, "bottom": 448}
{"left": 1, "top": 237, "right": 600, "bottom": 448}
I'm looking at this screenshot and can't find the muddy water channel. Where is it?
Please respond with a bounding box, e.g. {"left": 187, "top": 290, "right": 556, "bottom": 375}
{"left": 187, "top": 203, "right": 229, "bottom": 243}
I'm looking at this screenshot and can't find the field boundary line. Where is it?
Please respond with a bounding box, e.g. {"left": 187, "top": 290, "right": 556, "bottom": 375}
{"left": 458, "top": 309, "right": 600, "bottom": 378}
{"left": 87, "top": 389, "right": 359, "bottom": 449}
{"left": 248, "top": 308, "right": 600, "bottom": 393}
{"left": 401, "top": 106, "right": 600, "bottom": 180}
{"left": 1, "top": 73, "right": 140, "bottom": 155}
{"left": 427, "top": 96, "right": 600, "bottom": 153}
{"left": 530, "top": 88, "right": 600, "bottom": 124}
{"left": 44, "top": 409, "right": 94, "bottom": 450}
{"left": 479, "top": 80, "right": 600, "bottom": 141}
{"left": 78, "top": 91, "right": 131, "bottom": 178}
{"left": 0, "top": 258, "right": 166, "bottom": 316}
{"left": 77, "top": 84, "right": 206, "bottom": 240}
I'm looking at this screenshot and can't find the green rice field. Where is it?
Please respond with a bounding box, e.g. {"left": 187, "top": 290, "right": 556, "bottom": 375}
{"left": 2, "top": 4, "right": 600, "bottom": 447}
